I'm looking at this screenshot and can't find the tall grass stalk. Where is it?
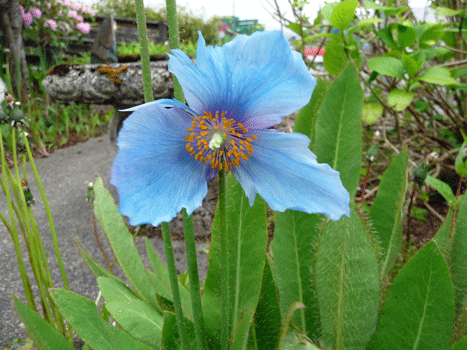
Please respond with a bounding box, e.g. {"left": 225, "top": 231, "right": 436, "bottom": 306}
{"left": 0, "top": 132, "right": 36, "bottom": 310}
{"left": 21, "top": 131, "right": 69, "bottom": 291}
{"left": 0, "top": 128, "right": 71, "bottom": 339}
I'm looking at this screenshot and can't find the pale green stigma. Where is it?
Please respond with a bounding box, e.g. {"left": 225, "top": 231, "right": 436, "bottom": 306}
{"left": 209, "top": 133, "right": 224, "bottom": 150}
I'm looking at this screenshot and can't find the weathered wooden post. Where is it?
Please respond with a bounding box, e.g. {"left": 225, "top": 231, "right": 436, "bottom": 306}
{"left": 0, "top": 0, "right": 29, "bottom": 102}
{"left": 91, "top": 16, "right": 118, "bottom": 64}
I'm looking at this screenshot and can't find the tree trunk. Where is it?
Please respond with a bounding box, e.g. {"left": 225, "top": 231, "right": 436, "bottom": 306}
{"left": 0, "top": 0, "right": 29, "bottom": 102}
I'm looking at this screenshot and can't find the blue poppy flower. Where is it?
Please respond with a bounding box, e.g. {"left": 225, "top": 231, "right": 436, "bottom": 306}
{"left": 110, "top": 31, "right": 350, "bottom": 226}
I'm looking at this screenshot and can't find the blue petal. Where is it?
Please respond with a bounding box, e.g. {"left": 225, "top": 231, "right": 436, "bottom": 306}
{"left": 110, "top": 103, "right": 208, "bottom": 226}
{"left": 231, "top": 130, "right": 350, "bottom": 221}
{"left": 168, "top": 31, "right": 315, "bottom": 129}
{"left": 120, "top": 99, "right": 198, "bottom": 116}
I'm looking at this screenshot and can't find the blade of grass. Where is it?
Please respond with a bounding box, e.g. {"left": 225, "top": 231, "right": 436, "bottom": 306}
{"left": 0, "top": 132, "right": 35, "bottom": 310}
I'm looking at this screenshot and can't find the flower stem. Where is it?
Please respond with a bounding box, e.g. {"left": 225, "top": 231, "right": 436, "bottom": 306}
{"left": 218, "top": 166, "right": 230, "bottom": 349}
{"left": 165, "top": 0, "right": 207, "bottom": 348}
{"left": 182, "top": 209, "right": 208, "bottom": 349}
{"left": 134, "top": 0, "right": 153, "bottom": 103}
{"left": 161, "top": 221, "right": 189, "bottom": 347}
{"left": 165, "top": 0, "right": 185, "bottom": 103}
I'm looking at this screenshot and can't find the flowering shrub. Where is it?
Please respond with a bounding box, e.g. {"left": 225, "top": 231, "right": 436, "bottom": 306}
{"left": 20, "top": 0, "right": 95, "bottom": 50}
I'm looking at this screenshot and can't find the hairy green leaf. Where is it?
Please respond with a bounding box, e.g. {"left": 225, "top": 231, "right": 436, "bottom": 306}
{"left": 51, "top": 289, "right": 153, "bottom": 350}
{"left": 273, "top": 211, "right": 322, "bottom": 341}
{"left": 368, "top": 241, "right": 454, "bottom": 350}
{"left": 370, "top": 149, "right": 408, "bottom": 279}
{"left": 294, "top": 78, "right": 328, "bottom": 147}
{"left": 450, "top": 193, "right": 467, "bottom": 315}
{"left": 145, "top": 238, "right": 193, "bottom": 319}
{"left": 202, "top": 173, "right": 268, "bottom": 348}
{"left": 97, "top": 277, "right": 139, "bottom": 303}
{"left": 313, "top": 64, "right": 363, "bottom": 198}
{"left": 106, "top": 299, "right": 163, "bottom": 348}
{"left": 323, "top": 39, "right": 348, "bottom": 76}
{"left": 253, "top": 258, "right": 282, "bottom": 350}
{"left": 93, "top": 176, "right": 158, "bottom": 307}
{"left": 14, "top": 296, "right": 75, "bottom": 350}
{"left": 161, "top": 311, "right": 197, "bottom": 350}
{"left": 425, "top": 175, "right": 455, "bottom": 205}
{"left": 316, "top": 209, "right": 379, "bottom": 350}
{"left": 452, "top": 334, "right": 467, "bottom": 350}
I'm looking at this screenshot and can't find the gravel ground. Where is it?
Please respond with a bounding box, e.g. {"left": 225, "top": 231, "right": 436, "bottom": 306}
{"left": 0, "top": 134, "right": 211, "bottom": 348}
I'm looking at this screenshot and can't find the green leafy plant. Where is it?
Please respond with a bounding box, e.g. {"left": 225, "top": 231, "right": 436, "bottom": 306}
{"left": 6, "top": 0, "right": 467, "bottom": 349}
{"left": 0, "top": 125, "right": 72, "bottom": 344}
{"left": 19, "top": 63, "right": 466, "bottom": 350}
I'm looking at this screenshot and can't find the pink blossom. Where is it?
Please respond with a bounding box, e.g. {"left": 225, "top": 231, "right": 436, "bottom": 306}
{"left": 20, "top": 5, "right": 25, "bottom": 15}
{"left": 44, "top": 19, "right": 57, "bottom": 30}
{"left": 71, "top": 2, "right": 82, "bottom": 10}
{"left": 76, "top": 22, "right": 91, "bottom": 34}
{"left": 62, "top": 0, "right": 71, "bottom": 6}
{"left": 29, "top": 7, "right": 42, "bottom": 19}
{"left": 75, "top": 14, "right": 83, "bottom": 22}
{"left": 22, "top": 12, "right": 33, "bottom": 26}
{"left": 68, "top": 9, "right": 78, "bottom": 19}
{"left": 81, "top": 6, "right": 90, "bottom": 14}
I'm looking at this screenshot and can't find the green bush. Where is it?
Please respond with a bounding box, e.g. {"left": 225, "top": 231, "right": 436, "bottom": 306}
{"left": 92, "top": 0, "right": 220, "bottom": 45}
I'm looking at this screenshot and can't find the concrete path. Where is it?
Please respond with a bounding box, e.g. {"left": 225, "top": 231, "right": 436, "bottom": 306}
{"left": 0, "top": 135, "right": 209, "bottom": 347}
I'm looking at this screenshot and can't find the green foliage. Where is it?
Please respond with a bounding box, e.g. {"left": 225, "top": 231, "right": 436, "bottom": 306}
{"left": 20, "top": 0, "right": 95, "bottom": 51}
{"left": 370, "top": 149, "right": 408, "bottom": 279}
{"left": 118, "top": 40, "right": 197, "bottom": 57}
{"left": 387, "top": 89, "right": 416, "bottom": 111}
{"left": 425, "top": 175, "right": 455, "bottom": 205}
{"left": 315, "top": 209, "right": 380, "bottom": 350}
{"left": 105, "top": 299, "right": 163, "bottom": 348}
{"left": 11, "top": 1, "right": 467, "bottom": 349}
{"left": 367, "top": 56, "right": 405, "bottom": 79}
{"left": 252, "top": 259, "right": 282, "bottom": 350}
{"left": 368, "top": 241, "right": 455, "bottom": 350}
{"left": 330, "top": 0, "right": 358, "bottom": 31}
{"left": 312, "top": 64, "right": 363, "bottom": 198}
{"left": 273, "top": 211, "right": 322, "bottom": 340}
{"left": 418, "top": 67, "right": 459, "bottom": 85}
{"left": 297, "top": 0, "right": 466, "bottom": 150}
{"left": 447, "top": 193, "right": 467, "bottom": 316}
{"left": 14, "top": 297, "right": 74, "bottom": 350}
{"left": 455, "top": 137, "right": 467, "bottom": 177}
{"left": 292, "top": 78, "right": 328, "bottom": 145}
{"left": 92, "top": 0, "right": 220, "bottom": 45}
{"left": 1, "top": 128, "right": 71, "bottom": 343}
{"left": 93, "top": 176, "right": 159, "bottom": 307}
{"left": 361, "top": 102, "right": 383, "bottom": 124}
{"left": 203, "top": 173, "right": 268, "bottom": 348}
{"left": 51, "top": 289, "right": 154, "bottom": 350}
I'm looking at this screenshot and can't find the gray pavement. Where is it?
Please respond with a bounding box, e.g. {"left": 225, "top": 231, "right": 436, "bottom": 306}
{"left": 0, "top": 134, "right": 210, "bottom": 347}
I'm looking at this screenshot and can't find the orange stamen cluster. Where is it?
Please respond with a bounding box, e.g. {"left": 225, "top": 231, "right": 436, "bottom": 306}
{"left": 184, "top": 111, "right": 258, "bottom": 172}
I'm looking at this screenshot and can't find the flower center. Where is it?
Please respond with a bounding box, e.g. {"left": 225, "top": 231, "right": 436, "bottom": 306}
{"left": 184, "top": 111, "right": 257, "bottom": 171}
